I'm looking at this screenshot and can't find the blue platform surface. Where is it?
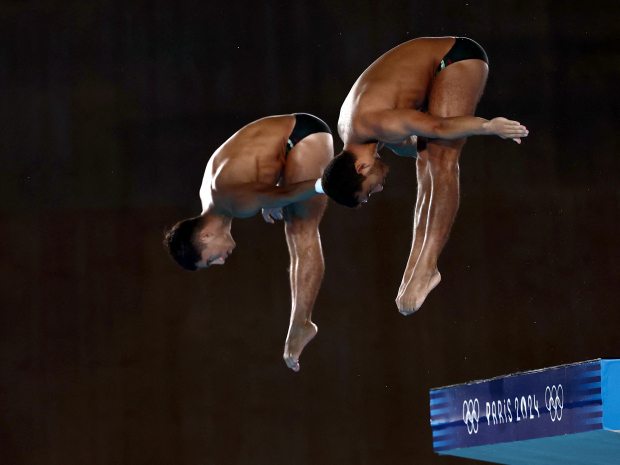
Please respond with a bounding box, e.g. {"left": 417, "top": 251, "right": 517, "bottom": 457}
{"left": 430, "top": 359, "right": 620, "bottom": 464}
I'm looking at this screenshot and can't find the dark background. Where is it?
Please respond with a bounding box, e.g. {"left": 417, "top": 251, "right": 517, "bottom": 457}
{"left": 1, "top": 1, "right": 619, "bottom": 463}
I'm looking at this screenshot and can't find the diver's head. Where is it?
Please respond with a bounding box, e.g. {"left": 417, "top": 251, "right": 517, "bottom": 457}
{"left": 321, "top": 149, "right": 388, "bottom": 207}
{"left": 164, "top": 215, "right": 235, "bottom": 270}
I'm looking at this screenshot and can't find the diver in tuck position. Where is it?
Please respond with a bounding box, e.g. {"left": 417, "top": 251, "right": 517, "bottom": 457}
{"left": 164, "top": 114, "right": 332, "bottom": 372}
{"left": 321, "top": 37, "right": 529, "bottom": 314}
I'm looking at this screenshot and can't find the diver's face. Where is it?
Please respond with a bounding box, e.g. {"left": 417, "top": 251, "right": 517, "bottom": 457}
{"left": 356, "top": 159, "right": 389, "bottom": 204}
{"left": 196, "top": 231, "right": 236, "bottom": 268}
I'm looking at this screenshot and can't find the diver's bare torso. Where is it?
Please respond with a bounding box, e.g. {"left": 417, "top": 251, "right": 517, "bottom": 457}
{"left": 339, "top": 37, "right": 455, "bottom": 144}
{"left": 200, "top": 115, "right": 296, "bottom": 216}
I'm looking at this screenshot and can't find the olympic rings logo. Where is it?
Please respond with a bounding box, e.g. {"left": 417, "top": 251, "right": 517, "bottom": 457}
{"left": 462, "top": 399, "right": 480, "bottom": 434}
{"left": 545, "top": 385, "right": 563, "bottom": 421}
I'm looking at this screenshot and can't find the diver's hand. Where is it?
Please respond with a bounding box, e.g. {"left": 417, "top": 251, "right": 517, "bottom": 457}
{"left": 262, "top": 207, "right": 283, "bottom": 224}
{"left": 484, "top": 118, "right": 529, "bottom": 144}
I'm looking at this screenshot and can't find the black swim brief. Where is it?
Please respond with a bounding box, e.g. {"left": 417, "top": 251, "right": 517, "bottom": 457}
{"left": 435, "top": 37, "right": 489, "bottom": 77}
{"left": 286, "top": 113, "right": 332, "bottom": 154}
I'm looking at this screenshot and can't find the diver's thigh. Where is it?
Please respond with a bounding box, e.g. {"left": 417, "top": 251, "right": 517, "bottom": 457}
{"left": 283, "top": 132, "right": 333, "bottom": 184}
{"left": 282, "top": 132, "right": 332, "bottom": 221}
{"left": 429, "top": 59, "right": 489, "bottom": 118}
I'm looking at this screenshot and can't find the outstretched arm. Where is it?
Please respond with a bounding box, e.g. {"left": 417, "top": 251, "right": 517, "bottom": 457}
{"left": 365, "top": 109, "right": 528, "bottom": 144}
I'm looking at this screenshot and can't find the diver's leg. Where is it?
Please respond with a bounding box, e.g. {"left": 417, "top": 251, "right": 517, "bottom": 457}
{"left": 281, "top": 132, "right": 332, "bottom": 371}
{"left": 397, "top": 150, "right": 431, "bottom": 299}
{"left": 396, "top": 59, "right": 488, "bottom": 314}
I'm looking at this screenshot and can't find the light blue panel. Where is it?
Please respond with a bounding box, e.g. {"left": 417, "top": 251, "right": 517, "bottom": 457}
{"left": 575, "top": 381, "right": 601, "bottom": 391}
{"left": 430, "top": 397, "right": 447, "bottom": 406}
{"left": 433, "top": 439, "right": 455, "bottom": 448}
{"left": 602, "top": 359, "right": 620, "bottom": 430}
{"left": 432, "top": 429, "right": 452, "bottom": 438}
{"left": 442, "top": 429, "right": 620, "bottom": 465}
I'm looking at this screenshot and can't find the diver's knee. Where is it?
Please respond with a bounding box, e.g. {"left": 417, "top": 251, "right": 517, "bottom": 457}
{"left": 428, "top": 147, "right": 460, "bottom": 174}
{"left": 285, "top": 216, "right": 320, "bottom": 237}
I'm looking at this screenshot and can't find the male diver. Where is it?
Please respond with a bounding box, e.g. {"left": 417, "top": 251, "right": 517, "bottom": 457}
{"left": 321, "top": 37, "right": 529, "bottom": 314}
{"left": 164, "top": 114, "right": 332, "bottom": 372}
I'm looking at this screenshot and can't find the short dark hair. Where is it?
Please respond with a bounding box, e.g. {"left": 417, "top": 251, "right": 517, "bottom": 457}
{"left": 321, "top": 150, "right": 365, "bottom": 208}
{"left": 163, "top": 216, "right": 206, "bottom": 271}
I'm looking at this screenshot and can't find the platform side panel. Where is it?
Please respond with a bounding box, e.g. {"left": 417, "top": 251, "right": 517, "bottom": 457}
{"left": 430, "top": 361, "right": 602, "bottom": 452}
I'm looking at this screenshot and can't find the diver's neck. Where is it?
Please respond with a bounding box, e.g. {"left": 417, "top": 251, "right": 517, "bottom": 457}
{"left": 200, "top": 208, "right": 233, "bottom": 232}
{"left": 343, "top": 141, "right": 379, "bottom": 160}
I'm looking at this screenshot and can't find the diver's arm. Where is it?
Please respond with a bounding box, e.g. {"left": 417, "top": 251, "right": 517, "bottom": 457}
{"left": 365, "top": 109, "right": 528, "bottom": 143}
{"left": 230, "top": 180, "right": 320, "bottom": 216}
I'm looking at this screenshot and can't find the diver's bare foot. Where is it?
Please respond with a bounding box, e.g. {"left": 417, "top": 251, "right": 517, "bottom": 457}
{"left": 395, "top": 270, "right": 441, "bottom": 315}
{"left": 283, "top": 320, "right": 317, "bottom": 372}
